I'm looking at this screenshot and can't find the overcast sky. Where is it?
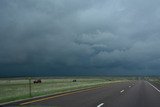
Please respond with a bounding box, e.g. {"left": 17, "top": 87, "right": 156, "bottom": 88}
{"left": 1, "top": 0, "right": 160, "bottom": 77}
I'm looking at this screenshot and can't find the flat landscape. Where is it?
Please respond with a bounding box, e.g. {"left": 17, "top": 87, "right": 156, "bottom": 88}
{"left": 1, "top": 0, "right": 160, "bottom": 107}
{"left": 0, "top": 77, "right": 128, "bottom": 104}
{"left": 1, "top": 77, "right": 160, "bottom": 107}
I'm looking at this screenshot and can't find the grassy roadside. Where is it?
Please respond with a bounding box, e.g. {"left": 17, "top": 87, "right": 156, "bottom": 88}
{"left": 146, "top": 77, "right": 160, "bottom": 83}
{"left": 0, "top": 77, "right": 128, "bottom": 104}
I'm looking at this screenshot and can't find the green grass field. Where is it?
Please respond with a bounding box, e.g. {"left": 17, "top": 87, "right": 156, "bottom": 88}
{"left": 0, "top": 77, "right": 128, "bottom": 104}
{"left": 147, "top": 77, "right": 160, "bottom": 84}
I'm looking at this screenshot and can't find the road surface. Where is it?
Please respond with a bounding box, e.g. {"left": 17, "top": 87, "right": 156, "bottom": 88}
{"left": 2, "top": 80, "right": 160, "bottom": 107}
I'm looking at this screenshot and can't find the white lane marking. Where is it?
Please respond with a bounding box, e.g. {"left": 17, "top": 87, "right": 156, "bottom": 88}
{"left": 129, "top": 86, "right": 131, "bottom": 88}
{"left": 120, "top": 90, "right": 124, "bottom": 93}
{"left": 97, "top": 103, "right": 104, "bottom": 107}
{"left": 147, "top": 81, "right": 160, "bottom": 93}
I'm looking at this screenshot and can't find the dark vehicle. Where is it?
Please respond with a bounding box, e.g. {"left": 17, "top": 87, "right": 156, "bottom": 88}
{"left": 72, "top": 79, "right": 77, "bottom": 82}
{"left": 33, "top": 79, "right": 42, "bottom": 84}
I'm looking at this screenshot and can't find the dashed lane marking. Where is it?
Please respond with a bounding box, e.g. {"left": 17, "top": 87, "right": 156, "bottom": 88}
{"left": 120, "top": 90, "right": 124, "bottom": 93}
{"left": 97, "top": 103, "right": 104, "bottom": 107}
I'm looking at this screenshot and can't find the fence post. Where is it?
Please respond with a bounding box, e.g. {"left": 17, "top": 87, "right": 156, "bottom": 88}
{"left": 29, "top": 77, "right": 32, "bottom": 97}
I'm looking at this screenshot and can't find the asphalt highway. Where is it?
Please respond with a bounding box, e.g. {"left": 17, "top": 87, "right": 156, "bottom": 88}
{"left": 2, "top": 80, "right": 160, "bottom": 107}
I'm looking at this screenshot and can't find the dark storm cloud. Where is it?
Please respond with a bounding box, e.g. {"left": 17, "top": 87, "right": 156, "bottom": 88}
{"left": 1, "top": 0, "right": 160, "bottom": 76}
